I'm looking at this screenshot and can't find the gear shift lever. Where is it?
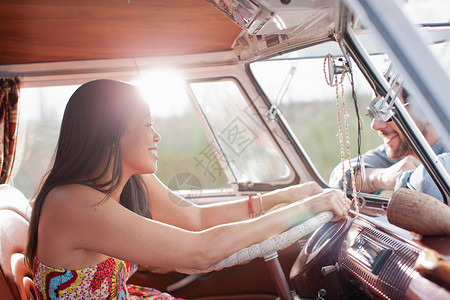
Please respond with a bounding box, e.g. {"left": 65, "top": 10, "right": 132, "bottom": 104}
{"left": 264, "top": 251, "right": 294, "bottom": 300}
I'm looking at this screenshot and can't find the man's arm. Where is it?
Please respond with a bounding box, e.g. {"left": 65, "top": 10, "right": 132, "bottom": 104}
{"left": 329, "top": 145, "right": 412, "bottom": 193}
{"left": 395, "top": 152, "right": 449, "bottom": 201}
{"left": 355, "top": 156, "right": 420, "bottom": 193}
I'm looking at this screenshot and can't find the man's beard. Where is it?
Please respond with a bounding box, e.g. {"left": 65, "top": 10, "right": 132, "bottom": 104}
{"left": 386, "top": 134, "right": 414, "bottom": 158}
{"left": 386, "top": 122, "right": 428, "bottom": 159}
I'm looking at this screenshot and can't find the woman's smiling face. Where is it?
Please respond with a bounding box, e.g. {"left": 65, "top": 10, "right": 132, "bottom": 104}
{"left": 120, "top": 96, "right": 161, "bottom": 176}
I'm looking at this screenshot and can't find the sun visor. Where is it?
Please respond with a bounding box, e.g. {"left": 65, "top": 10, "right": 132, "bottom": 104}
{"left": 207, "top": 0, "right": 337, "bottom": 35}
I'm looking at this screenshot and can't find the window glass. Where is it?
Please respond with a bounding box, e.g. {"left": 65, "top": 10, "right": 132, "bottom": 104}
{"left": 404, "top": 0, "right": 450, "bottom": 74}
{"left": 12, "top": 85, "right": 78, "bottom": 198}
{"left": 189, "top": 79, "right": 293, "bottom": 184}
{"left": 133, "top": 71, "right": 233, "bottom": 191}
{"left": 350, "top": 0, "right": 448, "bottom": 141}
{"left": 346, "top": 1, "right": 450, "bottom": 200}
{"left": 250, "top": 42, "right": 381, "bottom": 183}
{"left": 12, "top": 73, "right": 234, "bottom": 199}
{"left": 352, "top": 0, "right": 450, "bottom": 80}
{"left": 400, "top": 0, "right": 450, "bottom": 25}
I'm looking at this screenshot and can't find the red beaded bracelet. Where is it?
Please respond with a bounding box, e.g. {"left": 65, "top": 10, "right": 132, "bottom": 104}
{"left": 248, "top": 194, "right": 255, "bottom": 218}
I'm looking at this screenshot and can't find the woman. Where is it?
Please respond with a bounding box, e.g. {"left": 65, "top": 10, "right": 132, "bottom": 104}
{"left": 26, "top": 79, "right": 349, "bottom": 299}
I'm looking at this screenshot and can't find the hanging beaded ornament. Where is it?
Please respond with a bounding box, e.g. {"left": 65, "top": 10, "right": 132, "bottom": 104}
{"left": 323, "top": 53, "right": 359, "bottom": 216}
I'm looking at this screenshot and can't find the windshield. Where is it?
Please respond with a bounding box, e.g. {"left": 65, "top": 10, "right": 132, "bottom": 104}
{"left": 250, "top": 0, "right": 449, "bottom": 202}
{"left": 250, "top": 42, "right": 380, "bottom": 188}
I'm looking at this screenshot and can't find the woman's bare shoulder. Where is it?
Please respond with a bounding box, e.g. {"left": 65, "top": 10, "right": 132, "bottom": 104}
{"left": 43, "top": 184, "right": 106, "bottom": 214}
{"left": 37, "top": 184, "right": 116, "bottom": 268}
{"left": 39, "top": 184, "right": 125, "bottom": 253}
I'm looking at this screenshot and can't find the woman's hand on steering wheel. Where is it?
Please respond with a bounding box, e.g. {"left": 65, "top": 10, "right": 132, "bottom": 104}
{"left": 301, "top": 188, "right": 350, "bottom": 222}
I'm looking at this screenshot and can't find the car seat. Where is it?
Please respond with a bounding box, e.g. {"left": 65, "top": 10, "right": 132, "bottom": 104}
{"left": 0, "top": 184, "right": 35, "bottom": 299}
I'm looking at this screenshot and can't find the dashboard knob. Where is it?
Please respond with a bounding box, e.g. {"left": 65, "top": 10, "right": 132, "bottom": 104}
{"left": 321, "top": 263, "right": 339, "bottom": 276}
{"left": 317, "top": 288, "right": 327, "bottom": 300}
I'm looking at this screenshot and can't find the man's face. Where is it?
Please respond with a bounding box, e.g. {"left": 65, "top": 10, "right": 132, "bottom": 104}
{"left": 370, "top": 118, "right": 413, "bottom": 159}
{"left": 369, "top": 84, "right": 436, "bottom": 159}
{"left": 369, "top": 87, "right": 417, "bottom": 159}
{"left": 370, "top": 104, "right": 429, "bottom": 159}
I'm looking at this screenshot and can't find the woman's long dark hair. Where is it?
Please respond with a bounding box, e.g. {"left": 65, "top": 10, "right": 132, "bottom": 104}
{"left": 25, "top": 79, "right": 151, "bottom": 269}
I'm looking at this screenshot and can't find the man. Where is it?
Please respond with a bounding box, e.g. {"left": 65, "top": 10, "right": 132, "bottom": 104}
{"left": 329, "top": 90, "right": 448, "bottom": 201}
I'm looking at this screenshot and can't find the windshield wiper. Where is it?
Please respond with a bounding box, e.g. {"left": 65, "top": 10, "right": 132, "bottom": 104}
{"left": 266, "top": 66, "right": 297, "bottom": 120}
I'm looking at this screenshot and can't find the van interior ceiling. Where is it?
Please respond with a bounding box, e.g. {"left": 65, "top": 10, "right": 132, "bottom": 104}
{"left": 0, "top": 1, "right": 242, "bottom": 65}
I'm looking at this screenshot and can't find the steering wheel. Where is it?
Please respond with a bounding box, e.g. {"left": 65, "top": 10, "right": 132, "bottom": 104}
{"left": 176, "top": 211, "right": 334, "bottom": 274}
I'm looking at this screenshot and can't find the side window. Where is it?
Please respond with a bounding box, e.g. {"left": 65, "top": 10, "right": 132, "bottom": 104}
{"left": 249, "top": 42, "right": 381, "bottom": 184}
{"left": 134, "top": 72, "right": 232, "bottom": 191}
{"left": 12, "top": 74, "right": 295, "bottom": 199}
{"left": 189, "top": 79, "right": 294, "bottom": 186}
{"left": 12, "top": 85, "right": 78, "bottom": 198}
{"left": 12, "top": 74, "right": 233, "bottom": 199}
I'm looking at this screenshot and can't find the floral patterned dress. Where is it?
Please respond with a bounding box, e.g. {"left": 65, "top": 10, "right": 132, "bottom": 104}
{"left": 33, "top": 257, "right": 183, "bottom": 300}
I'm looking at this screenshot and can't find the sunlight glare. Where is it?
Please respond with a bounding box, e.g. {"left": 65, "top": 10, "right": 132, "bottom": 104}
{"left": 132, "top": 69, "right": 190, "bottom": 118}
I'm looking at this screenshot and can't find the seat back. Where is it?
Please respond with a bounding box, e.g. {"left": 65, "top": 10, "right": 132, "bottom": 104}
{"left": 0, "top": 184, "right": 35, "bottom": 299}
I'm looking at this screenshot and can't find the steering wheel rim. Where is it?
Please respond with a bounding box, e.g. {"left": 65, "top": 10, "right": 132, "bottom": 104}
{"left": 177, "top": 211, "right": 334, "bottom": 274}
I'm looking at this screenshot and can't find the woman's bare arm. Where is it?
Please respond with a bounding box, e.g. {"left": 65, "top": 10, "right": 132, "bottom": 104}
{"left": 37, "top": 183, "right": 348, "bottom": 272}
{"left": 144, "top": 174, "right": 325, "bottom": 231}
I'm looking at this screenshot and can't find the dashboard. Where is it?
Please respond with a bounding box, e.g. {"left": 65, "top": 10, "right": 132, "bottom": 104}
{"left": 290, "top": 211, "right": 450, "bottom": 300}
{"left": 340, "top": 219, "right": 419, "bottom": 299}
